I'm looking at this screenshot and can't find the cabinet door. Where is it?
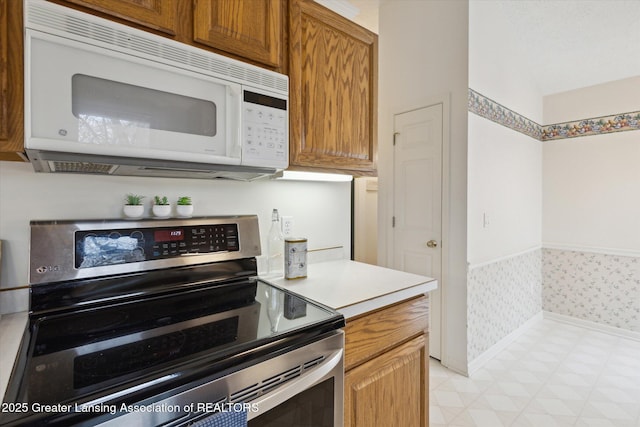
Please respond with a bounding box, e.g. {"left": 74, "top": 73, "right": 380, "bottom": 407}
{"left": 193, "top": 0, "right": 284, "bottom": 69}
{"left": 344, "top": 335, "right": 429, "bottom": 427}
{"left": 289, "top": 0, "right": 377, "bottom": 176}
{"left": 0, "top": 0, "right": 24, "bottom": 161}
{"left": 56, "top": 0, "right": 179, "bottom": 35}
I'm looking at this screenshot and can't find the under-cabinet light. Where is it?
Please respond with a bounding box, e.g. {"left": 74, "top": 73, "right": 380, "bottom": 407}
{"left": 278, "top": 171, "right": 353, "bottom": 182}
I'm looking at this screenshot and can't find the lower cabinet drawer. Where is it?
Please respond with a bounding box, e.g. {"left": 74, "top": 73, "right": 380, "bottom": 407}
{"left": 343, "top": 294, "right": 429, "bottom": 371}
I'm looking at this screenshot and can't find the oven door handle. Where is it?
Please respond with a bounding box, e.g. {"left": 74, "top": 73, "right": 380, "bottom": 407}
{"left": 247, "top": 348, "right": 343, "bottom": 421}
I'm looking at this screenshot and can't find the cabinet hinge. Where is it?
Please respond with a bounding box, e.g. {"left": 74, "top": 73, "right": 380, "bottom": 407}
{"left": 392, "top": 216, "right": 396, "bottom": 227}
{"left": 393, "top": 132, "right": 399, "bottom": 146}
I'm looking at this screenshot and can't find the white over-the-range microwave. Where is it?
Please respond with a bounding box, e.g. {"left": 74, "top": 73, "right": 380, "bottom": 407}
{"left": 23, "top": 0, "right": 289, "bottom": 181}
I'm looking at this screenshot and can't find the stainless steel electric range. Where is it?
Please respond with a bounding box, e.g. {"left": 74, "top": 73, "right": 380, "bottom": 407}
{"left": 1, "top": 216, "right": 344, "bottom": 426}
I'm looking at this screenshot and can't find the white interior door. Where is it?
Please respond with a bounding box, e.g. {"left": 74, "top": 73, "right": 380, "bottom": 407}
{"left": 393, "top": 104, "right": 443, "bottom": 359}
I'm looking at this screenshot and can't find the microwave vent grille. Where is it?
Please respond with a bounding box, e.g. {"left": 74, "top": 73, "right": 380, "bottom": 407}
{"left": 26, "top": 2, "right": 288, "bottom": 94}
{"left": 49, "top": 161, "right": 116, "bottom": 175}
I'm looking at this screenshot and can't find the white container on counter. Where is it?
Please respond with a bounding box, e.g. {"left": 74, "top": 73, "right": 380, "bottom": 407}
{"left": 285, "top": 238, "right": 307, "bottom": 279}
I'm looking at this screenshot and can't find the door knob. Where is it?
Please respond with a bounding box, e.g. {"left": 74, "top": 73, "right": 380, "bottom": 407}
{"left": 426, "top": 240, "right": 438, "bottom": 248}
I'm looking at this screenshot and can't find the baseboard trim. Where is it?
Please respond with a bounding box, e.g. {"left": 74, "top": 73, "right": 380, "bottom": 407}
{"left": 543, "top": 311, "right": 640, "bottom": 342}
{"left": 468, "top": 311, "right": 543, "bottom": 376}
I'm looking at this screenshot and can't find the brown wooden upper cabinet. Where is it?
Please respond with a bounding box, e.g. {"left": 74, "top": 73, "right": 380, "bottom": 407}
{"left": 288, "top": 0, "right": 378, "bottom": 176}
{"left": 56, "top": 0, "right": 181, "bottom": 36}
{"left": 52, "top": 0, "right": 286, "bottom": 71}
{"left": 0, "top": 0, "right": 24, "bottom": 161}
{"left": 193, "top": 0, "right": 285, "bottom": 70}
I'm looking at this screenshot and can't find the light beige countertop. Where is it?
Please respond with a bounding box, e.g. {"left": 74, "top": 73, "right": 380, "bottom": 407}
{"left": 0, "top": 311, "right": 28, "bottom": 402}
{"left": 265, "top": 259, "right": 437, "bottom": 319}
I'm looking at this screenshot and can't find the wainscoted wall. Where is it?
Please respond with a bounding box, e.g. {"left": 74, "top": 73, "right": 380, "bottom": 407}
{"left": 542, "top": 248, "right": 640, "bottom": 332}
{"left": 468, "top": 85, "right": 640, "bottom": 357}
{"left": 467, "top": 249, "right": 542, "bottom": 362}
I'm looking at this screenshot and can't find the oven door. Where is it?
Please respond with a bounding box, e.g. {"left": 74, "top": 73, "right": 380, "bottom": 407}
{"left": 93, "top": 330, "right": 344, "bottom": 427}
{"left": 246, "top": 332, "right": 343, "bottom": 427}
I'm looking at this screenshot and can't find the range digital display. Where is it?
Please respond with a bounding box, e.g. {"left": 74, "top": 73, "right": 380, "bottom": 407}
{"left": 154, "top": 229, "right": 184, "bottom": 242}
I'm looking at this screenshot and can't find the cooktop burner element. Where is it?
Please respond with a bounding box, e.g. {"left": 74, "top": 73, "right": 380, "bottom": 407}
{"left": 1, "top": 216, "right": 344, "bottom": 426}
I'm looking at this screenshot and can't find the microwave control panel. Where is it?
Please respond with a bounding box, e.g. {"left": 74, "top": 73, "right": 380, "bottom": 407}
{"left": 74, "top": 224, "right": 240, "bottom": 269}
{"left": 242, "top": 90, "right": 288, "bottom": 167}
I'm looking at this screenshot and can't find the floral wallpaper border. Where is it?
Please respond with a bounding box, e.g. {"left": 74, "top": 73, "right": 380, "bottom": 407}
{"left": 541, "top": 113, "right": 640, "bottom": 141}
{"left": 468, "top": 88, "right": 640, "bottom": 141}
{"left": 468, "top": 89, "right": 542, "bottom": 140}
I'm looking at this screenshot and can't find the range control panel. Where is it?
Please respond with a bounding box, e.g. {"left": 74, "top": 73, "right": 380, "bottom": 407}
{"left": 74, "top": 224, "right": 239, "bottom": 269}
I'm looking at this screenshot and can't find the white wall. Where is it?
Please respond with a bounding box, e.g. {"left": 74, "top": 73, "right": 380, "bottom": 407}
{"left": 543, "top": 77, "right": 640, "bottom": 254}
{"left": 543, "top": 131, "right": 640, "bottom": 254}
{"left": 467, "top": 116, "right": 542, "bottom": 264}
{"left": 468, "top": 0, "right": 543, "bottom": 264}
{"left": 0, "top": 162, "right": 351, "bottom": 312}
{"left": 468, "top": 1, "right": 543, "bottom": 124}
{"left": 544, "top": 76, "right": 640, "bottom": 124}
{"left": 378, "top": 0, "right": 469, "bottom": 374}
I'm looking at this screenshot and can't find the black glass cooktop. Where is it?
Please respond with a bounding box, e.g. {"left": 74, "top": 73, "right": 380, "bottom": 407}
{"left": 1, "top": 276, "right": 343, "bottom": 426}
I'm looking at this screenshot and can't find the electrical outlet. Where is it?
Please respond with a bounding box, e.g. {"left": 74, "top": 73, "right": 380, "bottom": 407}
{"left": 281, "top": 216, "right": 294, "bottom": 237}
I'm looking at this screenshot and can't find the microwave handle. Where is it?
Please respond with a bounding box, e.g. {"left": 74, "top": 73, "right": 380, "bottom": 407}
{"left": 227, "top": 84, "right": 242, "bottom": 160}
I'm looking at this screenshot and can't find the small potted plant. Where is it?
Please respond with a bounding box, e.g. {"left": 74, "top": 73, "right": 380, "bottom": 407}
{"left": 123, "top": 194, "right": 145, "bottom": 218}
{"left": 152, "top": 195, "right": 171, "bottom": 218}
{"left": 176, "top": 196, "right": 193, "bottom": 218}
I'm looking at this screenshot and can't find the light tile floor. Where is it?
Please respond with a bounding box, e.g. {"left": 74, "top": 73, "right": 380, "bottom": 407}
{"left": 430, "top": 319, "right": 640, "bottom": 426}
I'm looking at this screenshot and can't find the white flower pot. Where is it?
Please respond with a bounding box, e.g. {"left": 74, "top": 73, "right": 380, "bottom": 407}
{"left": 152, "top": 205, "right": 171, "bottom": 218}
{"left": 123, "top": 205, "right": 144, "bottom": 219}
{"left": 176, "top": 205, "right": 194, "bottom": 218}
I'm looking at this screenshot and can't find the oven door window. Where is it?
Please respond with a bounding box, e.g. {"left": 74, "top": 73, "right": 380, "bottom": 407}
{"left": 249, "top": 378, "right": 335, "bottom": 427}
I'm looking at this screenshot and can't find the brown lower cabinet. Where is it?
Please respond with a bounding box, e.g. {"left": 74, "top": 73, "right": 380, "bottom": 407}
{"left": 344, "top": 296, "right": 430, "bottom": 427}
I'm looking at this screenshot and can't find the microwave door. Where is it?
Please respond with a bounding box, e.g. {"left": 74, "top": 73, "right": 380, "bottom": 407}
{"left": 26, "top": 30, "right": 242, "bottom": 165}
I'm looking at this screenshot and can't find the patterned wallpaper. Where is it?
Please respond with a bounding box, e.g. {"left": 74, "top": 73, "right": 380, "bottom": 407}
{"left": 467, "top": 249, "right": 542, "bottom": 361}
{"left": 468, "top": 88, "right": 640, "bottom": 141}
{"left": 542, "top": 248, "right": 640, "bottom": 331}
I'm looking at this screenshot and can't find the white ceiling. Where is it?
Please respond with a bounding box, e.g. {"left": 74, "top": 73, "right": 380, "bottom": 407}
{"left": 495, "top": 0, "right": 640, "bottom": 95}
{"left": 346, "top": 0, "right": 640, "bottom": 96}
